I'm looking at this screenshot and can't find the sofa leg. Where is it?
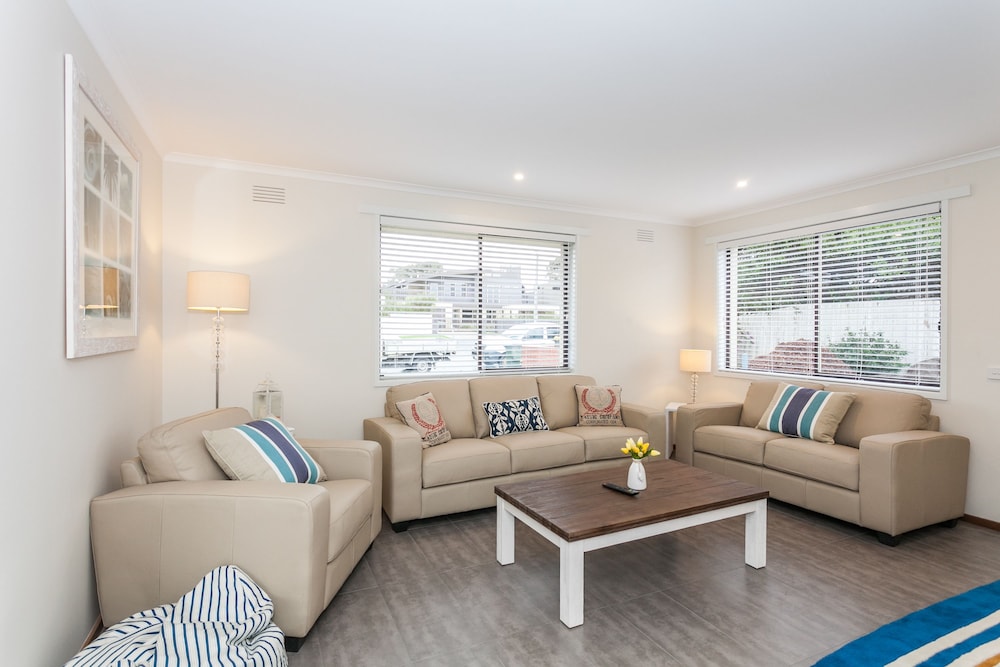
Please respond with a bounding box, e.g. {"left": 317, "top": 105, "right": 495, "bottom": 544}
{"left": 941, "top": 518, "right": 959, "bottom": 528}
{"left": 285, "top": 635, "right": 305, "bottom": 652}
{"left": 391, "top": 521, "right": 411, "bottom": 533}
{"left": 875, "top": 531, "right": 900, "bottom": 547}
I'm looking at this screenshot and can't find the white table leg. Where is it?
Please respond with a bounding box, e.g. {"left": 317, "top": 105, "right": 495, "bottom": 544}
{"left": 559, "top": 540, "right": 585, "bottom": 628}
{"left": 497, "top": 498, "right": 515, "bottom": 565}
{"left": 744, "top": 498, "right": 767, "bottom": 568}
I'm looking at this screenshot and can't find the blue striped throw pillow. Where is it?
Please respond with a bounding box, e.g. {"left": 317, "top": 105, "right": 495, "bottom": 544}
{"left": 756, "top": 384, "right": 855, "bottom": 444}
{"left": 203, "top": 418, "right": 327, "bottom": 483}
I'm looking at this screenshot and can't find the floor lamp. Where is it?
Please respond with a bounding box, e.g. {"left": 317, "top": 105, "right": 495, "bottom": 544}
{"left": 187, "top": 271, "right": 251, "bottom": 409}
{"left": 679, "top": 349, "right": 712, "bottom": 403}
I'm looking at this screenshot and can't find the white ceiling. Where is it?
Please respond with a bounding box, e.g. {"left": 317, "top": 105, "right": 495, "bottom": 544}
{"left": 66, "top": 0, "right": 1000, "bottom": 224}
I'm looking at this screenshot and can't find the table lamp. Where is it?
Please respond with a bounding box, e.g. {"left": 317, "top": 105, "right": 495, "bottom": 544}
{"left": 679, "top": 349, "right": 712, "bottom": 403}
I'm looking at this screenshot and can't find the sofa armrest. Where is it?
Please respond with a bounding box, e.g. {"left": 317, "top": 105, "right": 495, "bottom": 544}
{"left": 301, "top": 438, "right": 382, "bottom": 545}
{"left": 90, "top": 480, "right": 329, "bottom": 638}
{"left": 859, "top": 431, "right": 970, "bottom": 536}
{"left": 620, "top": 402, "right": 667, "bottom": 455}
{"left": 674, "top": 402, "right": 743, "bottom": 464}
{"left": 363, "top": 416, "right": 423, "bottom": 524}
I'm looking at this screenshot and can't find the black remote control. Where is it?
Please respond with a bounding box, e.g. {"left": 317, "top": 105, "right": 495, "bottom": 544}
{"left": 602, "top": 482, "right": 640, "bottom": 496}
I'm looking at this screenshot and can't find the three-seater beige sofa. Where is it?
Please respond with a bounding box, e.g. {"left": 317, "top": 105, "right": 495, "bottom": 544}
{"left": 363, "top": 374, "right": 665, "bottom": 530}
{"left": 675, "top": 381, "right": 970, "bottom": 544}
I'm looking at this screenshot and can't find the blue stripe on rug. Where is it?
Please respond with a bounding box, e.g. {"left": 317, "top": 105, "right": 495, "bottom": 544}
{"left": 814, "top": 579, "right": 1000, "bottom": 666}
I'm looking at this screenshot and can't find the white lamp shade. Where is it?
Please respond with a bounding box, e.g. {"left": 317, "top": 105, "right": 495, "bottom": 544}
{"left": 187, "top": 271, "right": 251, "bottom": 312}
{"left": 679, "top": 348, "right": 712, "bottom": 373}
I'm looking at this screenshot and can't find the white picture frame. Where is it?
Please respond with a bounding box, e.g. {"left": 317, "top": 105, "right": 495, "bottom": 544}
{"left": 64, "top": 54, "right": 141, "bottom": 358}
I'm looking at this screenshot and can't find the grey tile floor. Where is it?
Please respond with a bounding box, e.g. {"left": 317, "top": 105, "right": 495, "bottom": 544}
{"left": 288, "top": 503, "right": 1000, "bottom": 666}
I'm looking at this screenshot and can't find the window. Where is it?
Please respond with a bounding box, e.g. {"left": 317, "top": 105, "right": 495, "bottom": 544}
{"left": 717, "top": 202, "right": 943, "bottom": 391}
{"left": 379, "top": 216, "right": 574, "bottom": 379}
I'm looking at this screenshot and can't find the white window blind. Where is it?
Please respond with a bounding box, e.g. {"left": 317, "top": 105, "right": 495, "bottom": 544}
{"left": 717, "top": 203, "right": 943, "bottom": 391}
{"left": 379, "top": 217, "right": 574, "bottom": 379}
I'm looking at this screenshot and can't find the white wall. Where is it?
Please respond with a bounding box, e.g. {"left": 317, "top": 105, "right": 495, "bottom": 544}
{"left": 690, "top": 156, "right": 1000, "bottom": 523}
{"left": 161, "top": 161, "right": 692, "bottom": 437}
{"left": 0, "top": 2, "right": 163, "bottom": 664}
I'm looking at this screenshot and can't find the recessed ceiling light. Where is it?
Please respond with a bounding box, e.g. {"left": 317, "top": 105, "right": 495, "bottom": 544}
{"left": 513, "top": 172, "right": 525, "bottom": 182}
{"left": 736, "top": 179, "right": 749, "bottom": 189}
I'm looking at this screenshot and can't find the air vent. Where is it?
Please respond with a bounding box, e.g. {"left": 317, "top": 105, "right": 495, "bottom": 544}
{"left": 636, "top": 229, "right": 655, "bottom": 243}
{"left": 252, "top": 185, "right": 286, "bottom": 204}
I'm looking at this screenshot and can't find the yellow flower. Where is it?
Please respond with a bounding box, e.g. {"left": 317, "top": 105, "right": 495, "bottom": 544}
{"left": 650, "top": 449, "right": 661, "bottom": 457}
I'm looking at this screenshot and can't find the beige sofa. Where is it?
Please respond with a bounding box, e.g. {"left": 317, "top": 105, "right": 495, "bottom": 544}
{"left": 363, "top": 374, "right": 665, "bottom": 530}
{"left": 90, "top": 408, "right": 381, "bottom": 650}
{"left": 675, "top": 381, "right": 970, "bottom": 544}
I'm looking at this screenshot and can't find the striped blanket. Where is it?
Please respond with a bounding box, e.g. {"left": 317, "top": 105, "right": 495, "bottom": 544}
{"left": 66, "top": 566, "right": 287, "bottom": 667}
{"left": 815, "top": 579, "right": 1000, "bottom": 666}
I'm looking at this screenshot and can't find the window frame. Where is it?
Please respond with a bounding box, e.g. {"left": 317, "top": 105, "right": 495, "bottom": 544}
{"left": 712, "top": 189, "right": 968, "bottom": 398}
{"left": 376, "top": 215, "right": 576, "bottom": 382}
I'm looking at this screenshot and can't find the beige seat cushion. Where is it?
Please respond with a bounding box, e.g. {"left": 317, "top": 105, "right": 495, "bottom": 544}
{"left": 138, "top": 407, "right": 250, "bottom": 483}
{"left": 422, "top": 438, "right": 511, "bottom": 488}
{"left": 319, "top": 478, "right": 373, "bottom": 560}
{"left": 763, "top": 438, "right": 860, "bottom": 491}
{"left": 469, "top": 376, "right": 541, "bottom": 438}
{"left": 536, "top": 374, "right": 596, "bottom": 429}
{"left": 492, "top": 431, "right": 585, "bottom": 473}
{"left": 559, "top": 425, "right": 648, "bottom": 462}
{"left": 694, "top": 425, "right": 773, "bottom": 465}
{"left": 386, "top": 379, "right": 475, "bottom": 439}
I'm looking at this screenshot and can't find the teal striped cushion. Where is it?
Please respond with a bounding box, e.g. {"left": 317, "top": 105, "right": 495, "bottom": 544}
{"left": 756, "top": 383, "right": 855, "bottom": 444}
{"left": 203, "top": 418, "right": 327, "bottom": 483}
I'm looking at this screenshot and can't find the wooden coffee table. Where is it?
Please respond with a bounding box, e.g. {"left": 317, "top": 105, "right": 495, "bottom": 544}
{"left": 495, "top": 459, "right": 769, "bottom": 628}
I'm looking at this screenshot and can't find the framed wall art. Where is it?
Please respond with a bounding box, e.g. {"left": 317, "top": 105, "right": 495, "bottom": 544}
{"left": 64, "top": 54, "right": 141, "bottom": 358}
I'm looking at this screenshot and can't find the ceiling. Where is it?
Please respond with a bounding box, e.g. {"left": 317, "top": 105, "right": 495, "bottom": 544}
{"left": 66, "top": 0, "right": 1000, "bottom": 225}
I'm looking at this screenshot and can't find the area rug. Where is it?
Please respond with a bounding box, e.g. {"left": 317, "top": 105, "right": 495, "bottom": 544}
{"left": 814, "top": 579, "right": 1000, "bottom": 666}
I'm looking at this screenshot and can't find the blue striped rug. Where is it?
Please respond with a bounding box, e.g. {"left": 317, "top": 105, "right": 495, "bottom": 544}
{"left": 814, "top": 580, "right": 1000, "bottom": 666}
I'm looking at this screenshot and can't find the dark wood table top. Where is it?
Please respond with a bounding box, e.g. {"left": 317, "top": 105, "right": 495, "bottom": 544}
{"left": 495, "top": 459, "right": 769, "bottom": 541}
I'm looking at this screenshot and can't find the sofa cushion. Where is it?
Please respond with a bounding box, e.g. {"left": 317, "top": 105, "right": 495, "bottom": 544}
{"left": 824, "top": 384, "right": 933, "bottom": 447}
{"left": 394, "top": 392, "right": 451, "bottom": 447}
{"left": 422, "top": 438, "right": 511, "bottom": 488}
{"left": 537, "top": 374, "right": 596, "bottom": 429}
{"left": 319, "top": 478, "right": 373, "bottom": 560}
{"left": 763, "top": 438, "right": 860, "bottom": 491}
{"left": 483, "top": 396, "right": 549, "bottom": 437}
{"left": 694, "top": 425, "right": 774, "bottom": 465}
{"left": 470, "top": 376, "right": 541, "bottom": 438}
{"left": 386, "top": 379, "right": 475, "bottom": 439}
{"left": 493, "top": 430, "right": 585, "bottom": 473}
{"left": 740, "top": 380, "right": 823, "bottom": 427}
{"left": 203, "top": 418, "right": 327, "bottom": 483}
{"left": 756, "top": 383, "right": 855, "bottom": 445}
{"left": 574, "top": 385, "right": 624, "bottom": 426}
{"left": 138, "top": 407, "right": 250, "bottom": 483}
{"left": 559, "top": 425, "right": 649, "bottom": 462}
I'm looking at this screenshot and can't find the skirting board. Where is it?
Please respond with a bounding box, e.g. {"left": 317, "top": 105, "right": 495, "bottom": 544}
{"left": 962, "top": 514, "right": 1000, "bottom": 532}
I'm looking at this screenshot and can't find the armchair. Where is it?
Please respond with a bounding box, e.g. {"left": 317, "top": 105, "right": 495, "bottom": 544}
{"left": 90, "top": 408, "right": 381, "bottom": 650}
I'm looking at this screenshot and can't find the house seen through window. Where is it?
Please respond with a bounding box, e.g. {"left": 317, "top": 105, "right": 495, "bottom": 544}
{"left": 717, "top": 202, "right": 943, "bottom": 391}
{"left": 379, "top": 216, "right": 574, "bottom": 379}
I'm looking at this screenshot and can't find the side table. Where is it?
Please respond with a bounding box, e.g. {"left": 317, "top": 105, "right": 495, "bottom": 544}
{"left": 664, "top": 401, "right": 684, "bottom": 458}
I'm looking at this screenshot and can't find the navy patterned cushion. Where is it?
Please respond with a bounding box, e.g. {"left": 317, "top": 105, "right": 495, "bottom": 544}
{"left": 483, "top": 396, "right": 549, "bottom": 437}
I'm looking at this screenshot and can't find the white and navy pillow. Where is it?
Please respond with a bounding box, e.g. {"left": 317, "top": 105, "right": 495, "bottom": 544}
{"left": 203, "top": 418, "right": 327, "bottom": 483}
{"left": 756, "top": 383, "right": 855, "bottom": 445}
{"left": 483, "top": 396, "right": 549, "bottom": 437}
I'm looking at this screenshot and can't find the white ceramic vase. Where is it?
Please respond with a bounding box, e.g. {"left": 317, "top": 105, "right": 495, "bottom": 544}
{"left": 627, "top": 460, "right": 646, "bottom": 491}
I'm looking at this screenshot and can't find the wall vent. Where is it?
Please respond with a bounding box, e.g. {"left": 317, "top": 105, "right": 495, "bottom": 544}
{"left": 636, "top": 229, "right": 655, "bottom": 243}
{"left": 252, "top": 185, "right": 286, "bottom": 204}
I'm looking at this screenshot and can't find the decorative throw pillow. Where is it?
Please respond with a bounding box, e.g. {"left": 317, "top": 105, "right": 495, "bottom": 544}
{"left": 394, "top": 392, "right": 452, "bottom": 447}
{"left": 756, "top": 383, "right": 856, "bottom": 444}
{"left": 483, "top": 396, "right": 549, "bottom": 437}
{"left": 575, "top": 384, "right": 624, "bottom": 426}
{"left": 203, "top": 418, "right": 327, "bottom": 483}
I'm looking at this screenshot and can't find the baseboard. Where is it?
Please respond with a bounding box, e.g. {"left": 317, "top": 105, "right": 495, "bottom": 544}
{"left": 81, "top": 616, "right": 103, "bottom": 651}
{"left": 962, "top": 514, "right": 1000, "bottom": 531}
